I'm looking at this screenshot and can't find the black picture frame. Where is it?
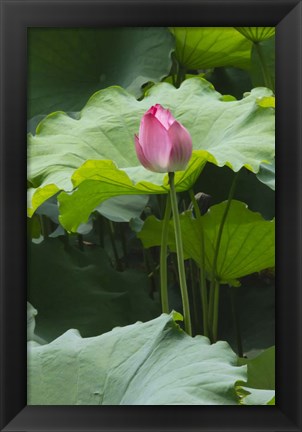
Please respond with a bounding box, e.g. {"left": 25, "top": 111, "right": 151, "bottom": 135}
{"left": 0, "top": 0, "right": 301, "bottom": 430}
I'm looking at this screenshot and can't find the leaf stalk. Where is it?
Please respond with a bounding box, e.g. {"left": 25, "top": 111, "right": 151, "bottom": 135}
{"left": 169, "top": 172, "right": 192, "bottom": 335}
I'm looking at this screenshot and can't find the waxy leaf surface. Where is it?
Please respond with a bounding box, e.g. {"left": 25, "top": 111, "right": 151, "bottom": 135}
{"left": 28, "top": 313, "right": 246, "bottom": 405}
{"left": 28, "top": 27, "right": 174, "bottom": 118}
{"left": 28, "top": 78, "right": 274, "bottom": 219}
{"left": 28, "top": 78, "right": 275, "bottom": 227}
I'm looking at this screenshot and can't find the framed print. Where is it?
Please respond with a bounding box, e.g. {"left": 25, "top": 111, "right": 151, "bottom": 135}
{"left": 0, "top": 0, "right": 301, "bottom": 430}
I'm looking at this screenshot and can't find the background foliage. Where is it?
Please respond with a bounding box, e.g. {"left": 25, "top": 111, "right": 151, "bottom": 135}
{"left": 27, "top": 27, "right": 275, "bottom": 405}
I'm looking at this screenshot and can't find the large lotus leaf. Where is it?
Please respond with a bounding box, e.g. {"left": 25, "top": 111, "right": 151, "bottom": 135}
{"left": 28, "top": 313, "right": 246, "bottom": 405}
{"left": 28, "top": 238, "right": 160, "bottom": 341}
{"left": 138, "top": 200, "right": 275, "bottom": 284}
{"left": 235, "top": 27, "right": 275, "bottom": 43}
{"left": 28, "top": 27, "right": 174, "bottom": 118}
{"left": 28, "top": 78, "right": 275, "bottom": 221}
{"left": 170, "top": 27, "right": 252, "bottom": 70}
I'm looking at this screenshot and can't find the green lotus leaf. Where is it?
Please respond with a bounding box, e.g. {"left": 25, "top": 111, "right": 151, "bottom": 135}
{"left": 138, "top": 200, "right": 275, "bottom": 284}
{"left": 201, "top": 200, "right": 275, "bottom": 282}
{"left": 170, "top": 27, "right": 252, "bottom": 69}
{"left": 28, "top": 238, "right": 160, "bottom": 341}
{"left": 28, "top": 313, "right": 246, "bottom": 405}
{"left": 28, "top": 27, "right": 174, "bottom": 118}
{"left": 235, "top": 27, "right": 275, "bottom": 43}
{"left": 236, "top": 346, "right": 275, "bottom": 405}
{"left": 58, "top": 152, "right": 208, "bottom": 232}
{"left": 35, "top": 192, "right": 149, "bottom": 225}
{"left": 28, "top": 78, "right": 275, "bottom": 222}
{"left": 256, "top": 160, "right": 275, "bottom": 191}
{"left": 96, "top": 194, "right": 149, "bottom": 222}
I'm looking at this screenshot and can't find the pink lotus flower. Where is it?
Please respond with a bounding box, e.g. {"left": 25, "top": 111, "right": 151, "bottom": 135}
{"left": 135, "top": 104, "right": 192, "bottom": 173}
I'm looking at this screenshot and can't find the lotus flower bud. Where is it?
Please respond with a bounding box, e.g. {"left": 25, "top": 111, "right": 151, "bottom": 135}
{"left": 135, "top": 104, "right": 192, "bottom": 173}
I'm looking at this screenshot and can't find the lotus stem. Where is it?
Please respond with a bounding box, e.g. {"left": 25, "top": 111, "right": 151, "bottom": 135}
{"left": 209, "top": 172, "right": 239, "bottom": 341}
{"left": 230, "top": 286, "right": 244, "bottom": 357}
{"left": 160, "top": 193, "right": 172, "bottom": 313}
{"left": 189, "top": 189, "right": 209, "bottom": 338}
{"left": 169, "top": 172, "right": 192, "bottom": 336}
{"left": 254, "top": 42, "right": 274, "bottom": 91}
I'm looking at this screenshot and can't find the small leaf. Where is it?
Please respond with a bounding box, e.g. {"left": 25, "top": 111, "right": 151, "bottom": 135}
{"left": 236, "top": 346, "right": 275, "bottom": 405}
{"left": 257, "top": 96, "right": 275, "bottom": 108}
{"left": 256, "top": 160, "right": 275, "bottom": 191}
{"left": 237, "top": 387, "right": 275, "bottom": 405}
{"left": 238, "top": 346, "right": 275, "bottom": 389}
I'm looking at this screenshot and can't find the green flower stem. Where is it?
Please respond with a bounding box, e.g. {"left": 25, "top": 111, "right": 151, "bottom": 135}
{"left": 209, "top": 172, "right": 239, "bottom": 341}
{"left": 170, "top": 253, "right": 180, "bottom": 285}
{"left": 189, "top": 259, "right": 200, "bottom": 336}
{"left": 208, "top": 284, "right": 215, "bottom": 341}
{"left": 254, "top": 42, "right": 274, "bottom": 91}
{"left": 143, "top": 249, "right": 156, "bottom": 295}
{"left": 119, "top": 223, "right": 128, "bottom": 268}
{"left": 169, "top": 172, "right": 192, "bottom": 336}
{"left": 96, "top": 214, "right": 104, "bottom": 248}
{"left": 108, "top": 220, "right": 122, "bottom": 271}
{"left": 160, "top": 193, "right": 172, "bottom": 314}
{"left": 176, "top": 63, "right": 186, "bottom": 88}
{"left": 212, "top": 280, "right": 220, "bottom": 342}
{"left": 189, "top": 189, "right": 209, "bottom": 338}
{"left": 230, "top": 286, "right": 243, "bottom": 357}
